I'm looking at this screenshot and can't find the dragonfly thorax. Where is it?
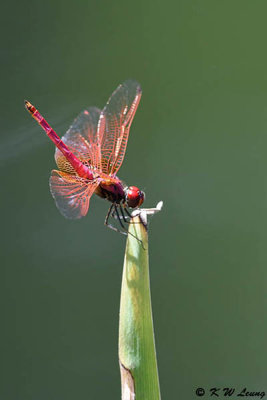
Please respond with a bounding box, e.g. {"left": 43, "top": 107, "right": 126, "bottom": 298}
{"left": 125, "top": 186, "right": 145, "bottom": 208}
{"left": 96, "top": 178, "right": 125, "bottom": 204}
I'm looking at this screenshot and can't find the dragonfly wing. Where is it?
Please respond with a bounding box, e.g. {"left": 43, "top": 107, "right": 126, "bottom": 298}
{"left": 98, "top": 80, "right": 142, "bottom": 175}
{"left": 49, "top": 170, "right": 99, "bottom": 219}
{"left": 55, "top": 107, "right": 102, "bottom": 173}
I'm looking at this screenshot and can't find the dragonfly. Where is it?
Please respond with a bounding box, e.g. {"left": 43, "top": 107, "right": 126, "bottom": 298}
{"left": 25, "top": 80, "right": 145, "bottom": 236}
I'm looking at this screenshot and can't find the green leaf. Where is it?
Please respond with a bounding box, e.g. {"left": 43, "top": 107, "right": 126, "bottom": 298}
{"left": 119, "top": 214, "right": 161, "bottom": 400}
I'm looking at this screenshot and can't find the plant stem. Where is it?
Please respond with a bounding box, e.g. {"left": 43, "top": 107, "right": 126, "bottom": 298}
{"left": 119, "top": 215, "right": 161, "bottom": 400}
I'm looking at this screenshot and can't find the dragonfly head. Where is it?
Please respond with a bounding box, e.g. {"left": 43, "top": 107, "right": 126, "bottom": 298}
{"left": 125, "top": 186, "right": 145, "bottom": 208}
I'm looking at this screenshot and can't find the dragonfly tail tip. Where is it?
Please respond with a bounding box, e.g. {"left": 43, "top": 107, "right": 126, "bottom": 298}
{"left": 24, "top": 100, "right": 35, "bottom": 114}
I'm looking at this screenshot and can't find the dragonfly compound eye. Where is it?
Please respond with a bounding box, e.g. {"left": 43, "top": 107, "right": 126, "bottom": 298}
{"left": 126, "top": 186, "right": 145, "bottom": 208}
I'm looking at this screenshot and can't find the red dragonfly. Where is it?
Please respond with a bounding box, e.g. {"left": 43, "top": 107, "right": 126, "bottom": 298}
{"left": 25, "top": 80, "right": 145, "bottom": 235}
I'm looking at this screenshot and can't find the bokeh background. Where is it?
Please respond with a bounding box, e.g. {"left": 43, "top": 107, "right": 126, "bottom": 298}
{"left": 1, "top": 1, "right": 267, "bottom": 399}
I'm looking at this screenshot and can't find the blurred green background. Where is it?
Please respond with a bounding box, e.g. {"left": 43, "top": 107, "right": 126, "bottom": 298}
{"left": 1, "top": 0, "right": 267, "bottom": 398}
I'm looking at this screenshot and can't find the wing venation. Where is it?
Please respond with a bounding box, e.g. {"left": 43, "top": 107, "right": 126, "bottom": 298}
{"left": 55, "top": 107, "right": 102, "bottom": 173}
{"left": 98, "top": 80, "right": 142, "bottom": 175}
{"left": 49, "top": 170, "right": 99, "bottom": 219}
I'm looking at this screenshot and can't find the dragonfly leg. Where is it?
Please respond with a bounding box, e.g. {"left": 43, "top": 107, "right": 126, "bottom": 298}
{"left": 111, "top": 203, "right": 130, "bottom": 222}
{"left": 124, "top": 206, "right": 133, "bottom": 218}
{"left": 105, "top": 203, "right": 113, "bottom": 224}
{"left": 111, "top": 207, "right": 116, "bottom": 218}
{"left": 114, "top": 205, "right": 144, "bottom": 247}
{"left": 111, "top": 204, "right": 127, "bottom": 221}
{"left": 105, "top": 204, "right": 127, "bottom": 236}
{"left": 119, "top": 204, "right": 130, "bottom": 223}
{"left": 119, "top": 205, "right": 142, "bottom": 225}
{"left": 114, "top": 204, "right": 128, "bottom": 230}
{"left": 112, "top": 204, "right": 130, "bottom": 222}
{"left": 105, "top": 204, "right": 144, "bottom": 247}
{"left": 123, "top": 205, "right": 143, "bottom": 224}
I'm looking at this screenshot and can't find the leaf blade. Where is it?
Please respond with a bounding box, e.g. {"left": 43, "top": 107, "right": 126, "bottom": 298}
{"left": 119, "top": 216, "right": 161, "bottom": 400}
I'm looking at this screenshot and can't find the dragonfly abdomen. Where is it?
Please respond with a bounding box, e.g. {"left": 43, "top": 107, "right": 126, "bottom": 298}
{"left": 25, "top": 100, "right": 94, "bottom": 180}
